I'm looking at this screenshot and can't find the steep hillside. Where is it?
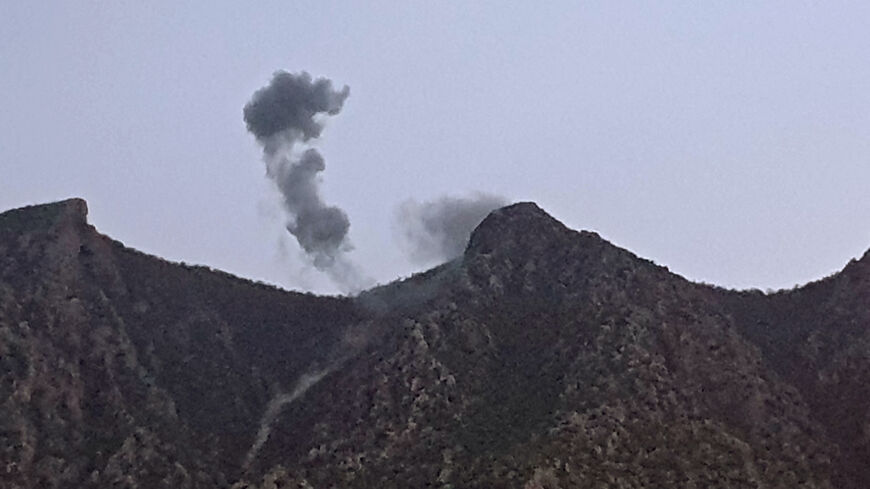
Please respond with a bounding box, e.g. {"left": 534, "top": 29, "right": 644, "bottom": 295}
{"left": 0, "top": 199, "right": 361, "bottom": 487}
{"left": 1, "top": 199, "right": 867, "bottom": 488}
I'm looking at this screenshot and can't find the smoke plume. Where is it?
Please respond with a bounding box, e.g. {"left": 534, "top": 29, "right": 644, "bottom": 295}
{"left": 244, "top": 71, "right": 367, "bottom": 292}
{"left": 396, "top": 193, "right": 508, "bottom": 265}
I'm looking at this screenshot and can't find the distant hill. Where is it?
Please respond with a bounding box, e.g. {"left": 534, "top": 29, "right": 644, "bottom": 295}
{"left": 1, "top": 198, "right": 867, "bottom": 488}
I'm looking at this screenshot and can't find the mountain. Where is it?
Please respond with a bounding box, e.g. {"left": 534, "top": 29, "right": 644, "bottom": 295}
{"left": 0, "top": 198, "right": 867, "bottom": 488}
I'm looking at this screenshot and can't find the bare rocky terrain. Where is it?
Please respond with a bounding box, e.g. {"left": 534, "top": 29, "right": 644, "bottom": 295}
{"left": 1, "top": 198, "right": 868, "bottom": 488}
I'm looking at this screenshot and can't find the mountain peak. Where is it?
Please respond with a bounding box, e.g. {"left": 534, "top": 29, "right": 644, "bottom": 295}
{"left": 461, "top": 202, "right": 629, "bottom": 296}
{"left": 0, "top": 197, "right": 88, "bottom": 234}
{"left": 465, "top": 201, "right": 573, "bottom": 258}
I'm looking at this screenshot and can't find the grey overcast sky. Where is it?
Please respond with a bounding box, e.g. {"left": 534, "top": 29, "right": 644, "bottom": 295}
{"left": 2, "top": 2, "right": 869, "bottom": 294}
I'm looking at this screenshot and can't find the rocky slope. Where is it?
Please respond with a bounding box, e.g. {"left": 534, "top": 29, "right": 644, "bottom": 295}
{"left": 0, "top": 198, "right": 867, "bottom": 488}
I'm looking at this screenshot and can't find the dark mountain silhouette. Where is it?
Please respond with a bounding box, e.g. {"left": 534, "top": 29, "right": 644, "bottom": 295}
{"left": 1, "top": 198, "right": 867, "bottom": 488}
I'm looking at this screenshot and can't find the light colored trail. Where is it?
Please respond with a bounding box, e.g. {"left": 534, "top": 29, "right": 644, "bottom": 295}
{"left": 242, "top": 366, "right": 335, "bottom": 470}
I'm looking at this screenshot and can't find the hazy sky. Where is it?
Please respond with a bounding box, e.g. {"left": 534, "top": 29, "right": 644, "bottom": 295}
{"left": 2, "top": 2, "right": 869, "bottom": 294}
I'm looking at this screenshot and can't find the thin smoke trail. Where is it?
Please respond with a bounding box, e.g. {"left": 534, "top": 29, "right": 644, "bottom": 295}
{"left": 241, "top": 322, "right": 373, "bottom": 470}
{"left": 242, "top": 366, "right": 335, "bottom": 470}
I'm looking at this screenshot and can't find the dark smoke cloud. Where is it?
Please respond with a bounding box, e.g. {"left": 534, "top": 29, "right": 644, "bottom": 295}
{"left": 244, "top": 71, "right": 366, "bottom": 293}
{"left": 396, "top": 193, "right": 508, "bottom": 265}
{"left": 244, "top": 71, "right": 349, "bottom": 145}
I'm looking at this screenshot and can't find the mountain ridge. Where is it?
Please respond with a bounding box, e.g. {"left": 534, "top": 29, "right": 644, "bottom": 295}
{"left": 8, "top": 197, "right": 864, "bottom": 295}
{"left": 1, "top": 198, "right": 868, "bottom": 488}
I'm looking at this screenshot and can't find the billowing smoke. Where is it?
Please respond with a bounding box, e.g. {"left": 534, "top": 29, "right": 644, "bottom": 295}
{"left": 244, "top": 70, "right": 349, "bottom": 152}
{"left": 396, "top": 193, "right": 508, "bottom": 265}
{"left": 244, "top": 71, "right": 367, "bottom": 292}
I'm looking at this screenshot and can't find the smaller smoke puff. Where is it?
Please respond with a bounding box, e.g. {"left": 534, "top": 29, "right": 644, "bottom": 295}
{"left": 396, "top": 193, "right": 508, "bottom": 265}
